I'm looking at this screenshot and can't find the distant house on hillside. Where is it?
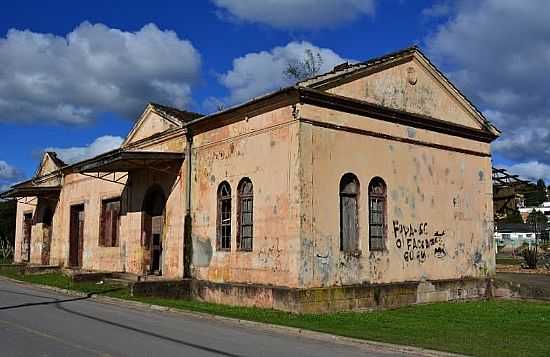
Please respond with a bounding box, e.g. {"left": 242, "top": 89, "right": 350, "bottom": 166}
{"left": 519, "top": 201, "right": 550, "bottom": 223}
{"left": 494, "top": 223, "right": 536, "bottom": 251}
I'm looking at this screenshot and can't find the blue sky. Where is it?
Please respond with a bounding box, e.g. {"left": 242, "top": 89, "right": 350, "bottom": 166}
{"left": 1, "top": 0, "right": 549, "bottom": 189}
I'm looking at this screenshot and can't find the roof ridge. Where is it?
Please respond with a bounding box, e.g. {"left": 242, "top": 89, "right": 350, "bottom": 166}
{"left": 149, "top": 102, "right": 204, "bottom": 124}
{"left": 297, "top": 45, "right": 419, "bottom": 86}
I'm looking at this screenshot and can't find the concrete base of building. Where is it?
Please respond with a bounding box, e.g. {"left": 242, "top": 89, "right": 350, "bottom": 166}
{"left": 130, "top": 277, "right": 492, "bottom": 313}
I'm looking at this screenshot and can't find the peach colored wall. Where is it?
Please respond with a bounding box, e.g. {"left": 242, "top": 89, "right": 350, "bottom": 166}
{"left": 127, "top": 111, "right": 179, "bottom": 144}
{"left": 190, "top": 106, "right": 303, "bottom": 287}
{"left": 297, "top": 104, "right": 494, "bottom": 288}
{"left": 327, "top": 56, "right": 484, "bottom": 130}
{"left": 50, "top": 174, "right": 126, "bottom": 270}
{"left": 14, "top": 201, "right": 35, "bottom": 263}
{"left": 44, "top": 163, "right": 185, "bottom": 278}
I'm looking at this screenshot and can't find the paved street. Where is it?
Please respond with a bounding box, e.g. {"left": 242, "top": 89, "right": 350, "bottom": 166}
{"left": 0, "top": 279, "right": 412, "bottom": 357}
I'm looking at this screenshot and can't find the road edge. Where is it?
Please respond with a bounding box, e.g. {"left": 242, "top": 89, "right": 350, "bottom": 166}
{"left": 0, "top": 276, "right": 466, "bottom": 357}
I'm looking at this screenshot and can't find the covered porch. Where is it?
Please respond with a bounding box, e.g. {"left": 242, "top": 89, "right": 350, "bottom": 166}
{"left": 67, "top": 149, "right": 186, "bottom": 279}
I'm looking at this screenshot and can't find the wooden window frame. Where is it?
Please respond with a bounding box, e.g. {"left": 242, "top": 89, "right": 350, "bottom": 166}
{"left": 340, "top": 173, "right": 360, "bottom": 254}
{"left": 237, "top": 178, "right": 254, "bottom": 252}
{"left": 216, "top": 182, "right": 232, "bottom": 251}
{"left": 99, "top": 197, "right": 121, "bottom": 248}
{"left": 368, "top": 177, "right": 387, "bottom": 251}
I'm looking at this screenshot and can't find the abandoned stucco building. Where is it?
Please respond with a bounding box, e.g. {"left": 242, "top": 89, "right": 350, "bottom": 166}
{"left": 2, "top": 47, "right": 500, "bottom": 312}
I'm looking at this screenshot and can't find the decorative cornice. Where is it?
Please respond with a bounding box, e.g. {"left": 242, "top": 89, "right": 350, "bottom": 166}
{"left": 297, "top": 87, "right": 499, "bottom": 143}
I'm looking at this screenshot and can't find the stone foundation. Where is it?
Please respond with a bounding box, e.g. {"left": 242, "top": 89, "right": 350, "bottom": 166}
{"left": 131, "top": 277, "right": 492, "bottom": 313}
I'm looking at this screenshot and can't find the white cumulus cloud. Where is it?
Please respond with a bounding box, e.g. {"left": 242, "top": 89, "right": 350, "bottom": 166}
{"left": 212, "top": 0, "right": 376, "bottom": 29}
{"left": 0, "top": 22, "right": 201, "bottom": 123}
{"left": 46, "top": 135, "right": 124, "bottom": 164}
{"left": 214, "top": 41, "right": 351, "bottom": 107}
{"left": 0, "top": 160, "right": 24, "bottom": 192}
{"left": 0, "top": 161, "right": 22, "bottom": 181}
{"left": 425, "top": 0, "right": 550, "bottom": 171}
{"left": 504, "top": 161, "right": 550, "bottom": 182}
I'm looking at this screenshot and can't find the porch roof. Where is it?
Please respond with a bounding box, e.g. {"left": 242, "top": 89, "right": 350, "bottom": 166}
{"left": 0, "top": 185, "right": 61, "bottom": 199}
{"left": 67, "top": 149, "right": 184, "bottom": 173}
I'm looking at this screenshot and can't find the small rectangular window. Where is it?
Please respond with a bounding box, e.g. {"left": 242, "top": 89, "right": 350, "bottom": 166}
{"left": 99, "top": 197, "right": 120, "bottom": 247}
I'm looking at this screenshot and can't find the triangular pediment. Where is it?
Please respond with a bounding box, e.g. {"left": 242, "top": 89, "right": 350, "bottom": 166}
{"left": 303, "top": 48, "right": 499, "bottom": 135}
{"left": 35, "top": 152, "right": 65, "bottom": 178}
{"left": 122, "top": 104, "right": 182, "bottom": 147}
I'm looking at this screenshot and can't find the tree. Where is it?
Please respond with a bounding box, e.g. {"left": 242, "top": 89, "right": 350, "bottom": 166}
{"left": 524, "top": 178, "right": 547, "bottom": 207}
{"left": 525, "top": 209, "right": 547, "bottom": 268}
{"left": 0, "top": 199, "right": 16, "bottom": 245}
{"left": 499, "top": 209, "right": 524, "bottom": 224}
{"left": 527, "top": 209, "right": 547, "bottom": 227}
{"left": 0, "top": 199, "right": 16, "bottom": 262}
{"left": 284, "top": 49, "right": 324, "bottom": 82}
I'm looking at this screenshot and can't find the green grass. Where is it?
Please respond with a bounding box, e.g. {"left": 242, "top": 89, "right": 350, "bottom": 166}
{"left": 0, "top": 265, "right": 130, "bottom": 296}
{"left": 0, "top": 257, "right": 13, "bottom": 265}
{"left": 496, "top": 257, "right": 523, "bottom": 265}
{"left": 1, "top": 266, "right": 549, "bottom": 357}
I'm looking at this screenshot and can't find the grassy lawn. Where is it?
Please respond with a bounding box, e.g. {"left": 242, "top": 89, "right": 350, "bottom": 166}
{"left": 0, "top": 257, "right": 13, "bottom": 265}
{"left": 0, "top": 266, "right": 549, "bottom": 357}
{"left": 496, "top": 257, "right": 523, "bottom": 265}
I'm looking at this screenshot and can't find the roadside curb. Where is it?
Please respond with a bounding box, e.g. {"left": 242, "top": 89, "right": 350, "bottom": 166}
{"left": 0, "top": 276, "right": 466, "bottom": 357}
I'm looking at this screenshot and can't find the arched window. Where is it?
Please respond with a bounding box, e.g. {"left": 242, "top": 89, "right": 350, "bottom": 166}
{"left": 217, "top": 181, "right": 232, "bottom": 250}
{"left": 237, "top": 178, "right": 254, "bottom": 251}
{"left": 340, "top": 173, "right": 359, "bottom": 252}
{"left": 369, "top": 177, "right": 387, "bottom": 251}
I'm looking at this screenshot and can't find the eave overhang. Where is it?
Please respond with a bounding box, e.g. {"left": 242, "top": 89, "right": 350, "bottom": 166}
{"left": 0, "top": 185, "right": 61, "bottom": 199}
{"left": 66, "top": 149, "right": 185, "bottom": 174}
{"left": 297, "top": 87, "right": 500, "bottom": 143}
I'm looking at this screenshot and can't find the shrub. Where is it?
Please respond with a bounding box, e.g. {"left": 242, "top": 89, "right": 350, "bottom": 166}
{"left": 522, "top": 248, "right": 538, "bottom": 269}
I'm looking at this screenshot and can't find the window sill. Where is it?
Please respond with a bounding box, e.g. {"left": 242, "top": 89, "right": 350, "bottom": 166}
{"left": 342, "top": 249, "right": 362, "bottom": 258}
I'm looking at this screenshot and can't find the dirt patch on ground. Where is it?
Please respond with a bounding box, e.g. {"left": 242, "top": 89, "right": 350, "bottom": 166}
{"left": 497, "top": 264, "right": 550, "bottom": 275}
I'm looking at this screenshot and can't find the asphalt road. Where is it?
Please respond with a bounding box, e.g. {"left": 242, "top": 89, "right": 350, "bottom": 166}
{"left": 0, "top": 279, "right": 413, "bottom": 357}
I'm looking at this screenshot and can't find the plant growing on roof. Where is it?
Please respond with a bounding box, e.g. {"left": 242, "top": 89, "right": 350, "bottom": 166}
{"left": 284, "top": 49, "right": 324, "bottom": 81}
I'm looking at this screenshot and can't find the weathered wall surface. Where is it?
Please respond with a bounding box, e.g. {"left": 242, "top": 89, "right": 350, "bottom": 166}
{"left": 126, "top": 111, "right": 179, "bottom": 145}
{"left": 190, "top": 106, "right": 303, "bottom": 287}
{"left": 14, "top": 201, "right": 36, "bottom": 263}
{"left": 121, "top": 164, "right": 186, "bottom": 279}
{"left": 297, "top": 103, "right": 494, "bottom": 288}
{"left": 50, "top": 174, "right": 126, "bottom": 270}
{"left": 46, "top": 163, "right": 185, "bottom": 278}
{"left": 327, "top": 56, "right": 484, "bottom": 130}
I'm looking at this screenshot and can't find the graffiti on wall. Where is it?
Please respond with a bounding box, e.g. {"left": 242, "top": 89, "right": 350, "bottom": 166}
{"left": 392, "top": 220, "right": 447, "bottom": 263}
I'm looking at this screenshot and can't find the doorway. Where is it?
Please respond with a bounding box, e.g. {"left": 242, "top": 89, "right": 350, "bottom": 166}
{"left": 69, "top": 204, "right": 85, "bottom": 268}
{"left": 41, "top": 207, "right": 53, "bottom": 265}
{"left": 21, "top": 213, "right": 32, "bottom": 262}
{"left": 142, "top": 185, "right": 166, "bottom": 275}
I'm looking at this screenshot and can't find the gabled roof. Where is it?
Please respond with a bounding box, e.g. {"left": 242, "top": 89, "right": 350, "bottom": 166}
{"left": 46, "top": 151, "right": 66, "bottom": 168}
{"left": 298, "top": 46, "right": 499, "bottom": 137}
{"left": 298, "top": 46, "right": 419, "bottom": 88}
{"left": 1, "top": 151, "right": 65, "bottom": 199}
{"left": 33, "top": 151, "right": 66, "bottom": 178}
{"left": 122, "top": 103, "right": 204, "bottom": 147}
{"left": 149, "top": 102, "right": 203, "bottom": 125}
{"left": 497, "top": 223, "right": 535, "bottom": 234}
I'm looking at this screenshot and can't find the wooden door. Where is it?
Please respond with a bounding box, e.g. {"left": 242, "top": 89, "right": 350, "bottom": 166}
{"left": 341, "top": 195, "right": 358, "bottom": 252}
{"left": 22, "top": 213, "right": 32, "bottom": 262}
{"left": 69, "top": 205, "right": 85, "bottom": 267}
{"left": 41, "top": 225, "right": 52, "bottom": 265}
{"left": 150, "top": 215, "right": 163, "bottom": 275}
